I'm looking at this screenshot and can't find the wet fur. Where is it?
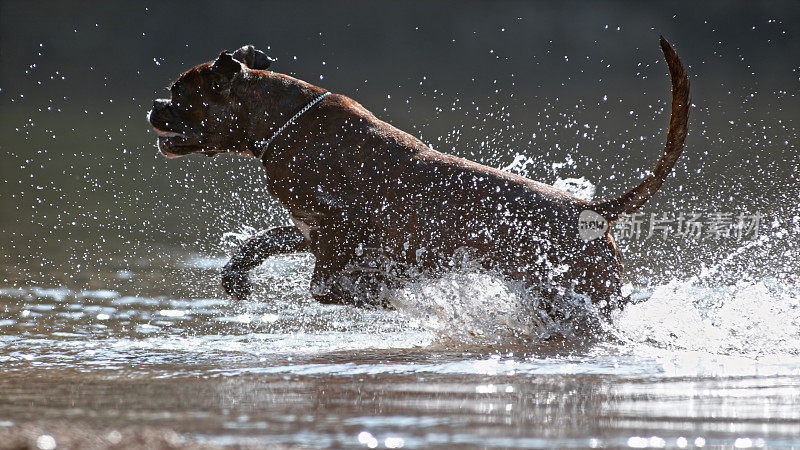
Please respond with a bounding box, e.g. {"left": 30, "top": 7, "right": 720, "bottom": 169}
{"left": 149, "top": 40, "right": 690, "bottom": 314}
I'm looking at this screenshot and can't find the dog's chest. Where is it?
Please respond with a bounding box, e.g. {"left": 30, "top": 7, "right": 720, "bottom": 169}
{"left": 289, "top": 212, "right": 319, "bottom": 242}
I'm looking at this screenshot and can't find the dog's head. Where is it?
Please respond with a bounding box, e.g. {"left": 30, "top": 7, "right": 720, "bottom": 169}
{"left": 148, "top": 45, "right": 274, "bottom": 158}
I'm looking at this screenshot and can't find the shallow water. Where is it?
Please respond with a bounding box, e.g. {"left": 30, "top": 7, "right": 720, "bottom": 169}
{"left": 3, "top": 3, "right": 800, "bottom": 446}
{"left": 2, "top": 248, "right": 800, "bottom": 448}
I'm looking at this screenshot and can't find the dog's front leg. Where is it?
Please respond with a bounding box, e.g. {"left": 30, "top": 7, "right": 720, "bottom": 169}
{"left": 222, "top": 226, "right": 308, "bottom": 300}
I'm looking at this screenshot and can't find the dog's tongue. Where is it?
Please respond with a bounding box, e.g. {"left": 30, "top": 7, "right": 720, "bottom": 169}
{"left": 153, "top": 127, "right": 185, "bottom": 138}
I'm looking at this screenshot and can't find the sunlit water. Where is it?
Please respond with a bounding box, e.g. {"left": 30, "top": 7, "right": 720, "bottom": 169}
{"left": 4, "top": 10, "right": 800, "bottom": 443}
{"left": 2, "top": 219, "right": 800, "bottom": 447}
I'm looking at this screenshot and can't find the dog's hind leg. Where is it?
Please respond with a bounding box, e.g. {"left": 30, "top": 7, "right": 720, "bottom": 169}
{"left": 310, "top": 262, "right": 393, "bottom": 308}
{"left": 222, "top": 226, "right": 308, "bottom": 300}
{"left": 304, "top": 205, "right": 393, "bottom": 308}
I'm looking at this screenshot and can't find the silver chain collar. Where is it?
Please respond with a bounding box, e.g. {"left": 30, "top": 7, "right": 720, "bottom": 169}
{"left": 255, "top": 91, "right": 331, "bottom": 160}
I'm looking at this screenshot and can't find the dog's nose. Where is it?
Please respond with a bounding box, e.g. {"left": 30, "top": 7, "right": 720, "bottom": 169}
{"left": 149, "top": 99, "right": 172, "bottom": 125}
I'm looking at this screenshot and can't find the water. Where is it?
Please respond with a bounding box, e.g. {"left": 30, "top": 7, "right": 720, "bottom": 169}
{"left": 3, "top": 2, "right": 800, "bottom": 446}
{"left": 2, "top": 239, "right": 800, "bottom": 447}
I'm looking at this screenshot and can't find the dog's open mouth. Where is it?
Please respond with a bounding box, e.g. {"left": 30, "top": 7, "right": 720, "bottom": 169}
{"left": 153, "top": 127, "right": 200, "bottom": 158}
{"left": 154, "top": 128, "right": 186, "bottom": 139}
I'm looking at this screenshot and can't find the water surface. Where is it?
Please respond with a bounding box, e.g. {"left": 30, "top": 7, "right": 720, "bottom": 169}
{"left": 2, "top": 2, "right": 800, "bottom": 446}
{"left": 2, "top": 248, "right": 799, "bottom": 448}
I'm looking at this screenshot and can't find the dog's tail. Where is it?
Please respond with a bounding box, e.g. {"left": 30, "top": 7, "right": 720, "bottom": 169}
{"left": 589, "top": 36, "right": 690, "bottom": 222}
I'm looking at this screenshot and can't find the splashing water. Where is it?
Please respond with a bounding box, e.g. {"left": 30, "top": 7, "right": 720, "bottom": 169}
{"left": 552, "top": 176, "right": 596, "bottom": 201}
{"left": 380, "top": 262, "right": 800, "bottom": 361}
{"left": 613, "top": 277, "right": 800, "bottom": 357}
{"left": 388, "top": 271, "right": 550, "bottom": 346}
{"left": 211, "top": 174, "right": 800, "bottom": 363}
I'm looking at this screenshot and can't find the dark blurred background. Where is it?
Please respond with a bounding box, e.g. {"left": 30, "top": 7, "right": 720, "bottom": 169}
{"left": 1, "top": 1, "right": 798, "bottom": 291}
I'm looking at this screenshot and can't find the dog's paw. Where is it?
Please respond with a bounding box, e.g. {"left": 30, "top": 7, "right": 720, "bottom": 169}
{"left": 221, "top": 269, "right": 251, "bottom": 301}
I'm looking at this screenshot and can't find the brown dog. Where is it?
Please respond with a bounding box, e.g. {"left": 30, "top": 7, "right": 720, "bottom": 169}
{"left": 148, "top": 38, "right": 689, "bottom": 314}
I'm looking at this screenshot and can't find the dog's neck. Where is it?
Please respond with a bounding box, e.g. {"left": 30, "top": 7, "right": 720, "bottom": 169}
{"left": 254, "top": 91, "right": 331, "bottom": 160}
{"left": 240, "top": 72, "right": 329, "bottom": 160}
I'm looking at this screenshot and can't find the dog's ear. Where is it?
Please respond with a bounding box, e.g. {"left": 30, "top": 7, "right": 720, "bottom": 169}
{"left": 211, "top": 51, "right": 243, "bottom": 78}
{"left": 231, "top": 45, "right": 275, "bottom": 70}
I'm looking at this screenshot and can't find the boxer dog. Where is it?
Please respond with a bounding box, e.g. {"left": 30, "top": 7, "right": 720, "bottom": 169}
{"left": 148, "top": 38, "right": 689, "bottom": 315}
